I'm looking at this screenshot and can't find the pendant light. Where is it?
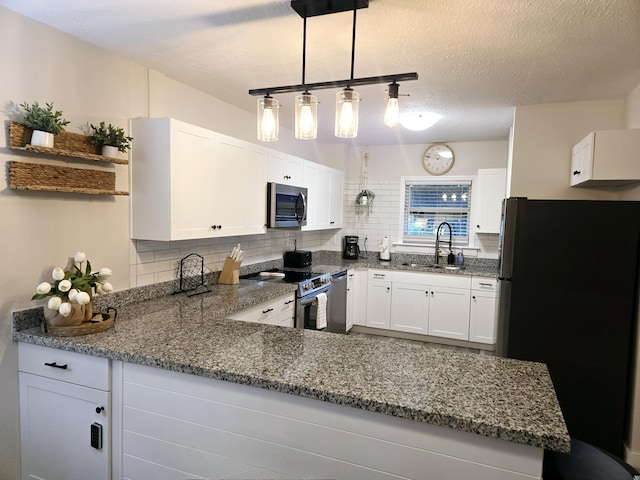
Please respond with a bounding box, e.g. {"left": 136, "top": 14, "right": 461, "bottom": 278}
{"left": 257, "top": 94, "right": 279, "bottom": 142}
{"left": 249, "top": 0, "right": 419, "bottom": 141}
{"left": 295, "top": 91, "right": 318, "bottom": 139}
{"left": 384, "top": 82, "right": 400, "bottom": 127}
{"left": 335, "top": 87, "right": 359, "bottom": 138}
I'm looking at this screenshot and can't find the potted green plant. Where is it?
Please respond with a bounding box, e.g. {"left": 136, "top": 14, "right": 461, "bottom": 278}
{"left": 89, "top": 122, "right": 133, "bottom": 157}
{"left": 355, "top": 188, "right": 375, "bottom": 215}
{"left": 20, "top": 101, "right": 70, "bottom": 148}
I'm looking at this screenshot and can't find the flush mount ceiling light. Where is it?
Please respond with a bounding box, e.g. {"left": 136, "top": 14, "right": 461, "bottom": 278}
{"left": 400, "top": 112, "right": 443, "bottom": 132}
{"left": 250, "top": 0, "right": 418, "bottom": 141}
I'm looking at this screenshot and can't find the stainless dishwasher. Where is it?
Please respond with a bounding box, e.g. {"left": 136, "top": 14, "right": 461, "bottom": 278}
{"left": 327, "top": 269, "right": 348, "bottom": 334}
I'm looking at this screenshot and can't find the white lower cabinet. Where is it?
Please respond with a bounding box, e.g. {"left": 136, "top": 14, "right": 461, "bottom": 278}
{"left": 226, "top": 293, "right": 295, "bottom": 327}
{"left": 18, "top": 343, "right": 111, "bottom": 480}
{"left": 366, "top": 270, "right": 393, "bottom": 329}
{"left": 427, "top": 285, "right": 471, "bottom": 340}
{"left": 365, "top": 270, "right": 496, "bottom": 344}
{"left": 469, "top": 277, "right": 499, "bottom": 344}
{"left": 351, "top": 268, "right": 368, "bottom": 327}
{"left": 391, "top": 280, "right": 429, "bottom": 334}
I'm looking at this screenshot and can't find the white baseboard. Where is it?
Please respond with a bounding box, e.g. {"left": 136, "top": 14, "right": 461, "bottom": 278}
{"left": 623, "top": 442, "right": 640, "bottom": 469}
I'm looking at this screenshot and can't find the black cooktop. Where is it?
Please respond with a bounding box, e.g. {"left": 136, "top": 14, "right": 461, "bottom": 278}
{"left": 240, "top": 268, "right": 316, "bottom": 283}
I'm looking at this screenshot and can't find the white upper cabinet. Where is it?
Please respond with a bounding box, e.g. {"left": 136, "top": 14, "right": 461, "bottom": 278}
{"left": 302, "top": 160, "right": 344, "bottom": 231}
{"left": 474, "top": 168, "right": 506, "bottom": 234}
{"left": 267, "top": 150, "right": 303, "bottom": 185}
{"left": 131, "top": 118, "right": 267, "bottom": 241}
{"left": 570, "top": 129, "right": 640, "bottom": 187}
{"left": 213, "top": 135, "right": 268, "bottom": 237}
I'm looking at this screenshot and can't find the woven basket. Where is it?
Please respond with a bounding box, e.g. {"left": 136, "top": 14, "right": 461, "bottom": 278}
{"left": 43, "top": 308, "right": 117, "bottom": 337}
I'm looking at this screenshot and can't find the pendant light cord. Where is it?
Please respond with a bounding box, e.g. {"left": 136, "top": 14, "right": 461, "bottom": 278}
{"left": 302, "top": 16, "right": 307, "bottom": 87}
{"left": 349, "top": 8, "right": 357, "bottom": 83}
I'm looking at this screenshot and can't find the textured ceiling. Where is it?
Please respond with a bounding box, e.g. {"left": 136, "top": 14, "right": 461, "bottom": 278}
{"left": 2, "top": 0, "right": 639, "bottom": 145}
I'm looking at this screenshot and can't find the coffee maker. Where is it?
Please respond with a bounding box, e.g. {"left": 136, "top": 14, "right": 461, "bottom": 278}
{"left": 343, "top": 235, "right": 360, "bottom": 259}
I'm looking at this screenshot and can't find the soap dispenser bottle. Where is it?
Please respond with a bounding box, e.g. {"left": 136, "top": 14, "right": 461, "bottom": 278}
{"left": 456, "top": 251, "right": 464, "bottom": 265}
{"left": 447, "top": 250, "right": 455, "bottom": 264}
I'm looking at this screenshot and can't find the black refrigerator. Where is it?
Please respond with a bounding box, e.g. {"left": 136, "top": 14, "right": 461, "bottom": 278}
{"left": 497, "top": 197, "right": 640, "bottom": 457}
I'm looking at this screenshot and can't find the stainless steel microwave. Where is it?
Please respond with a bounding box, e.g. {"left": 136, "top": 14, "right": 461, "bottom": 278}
{"left": 267, "top": 182, "right": 308, "bottom": 228}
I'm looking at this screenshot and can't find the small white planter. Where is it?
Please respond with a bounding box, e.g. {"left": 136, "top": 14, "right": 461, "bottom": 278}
{"left": 101, "top": 145, "right": 119, "bottom": 158}
{"left": 30, "top": 130, "right": 54, "bottom": 148}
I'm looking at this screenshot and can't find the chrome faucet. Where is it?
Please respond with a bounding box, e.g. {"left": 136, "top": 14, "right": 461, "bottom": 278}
{"left": 435, "top": 221, "right": 452, "bottom": 265}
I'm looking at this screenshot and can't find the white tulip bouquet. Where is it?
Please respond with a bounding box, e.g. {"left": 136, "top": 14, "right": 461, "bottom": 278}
{"left": 32, "top": 252, "right": 113, "bottom": 324}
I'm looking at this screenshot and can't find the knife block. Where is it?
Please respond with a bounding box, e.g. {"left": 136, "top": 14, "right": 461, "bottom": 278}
{"left": 218, "top": 257, "right": 241, "bottom": 285}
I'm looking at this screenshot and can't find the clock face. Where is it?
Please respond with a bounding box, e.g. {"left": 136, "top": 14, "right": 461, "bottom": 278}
{"left": 422, "top": 144, "right": 454, "bottom": 175}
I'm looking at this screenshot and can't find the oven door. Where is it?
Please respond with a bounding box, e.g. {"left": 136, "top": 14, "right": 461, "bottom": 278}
{"left": 296, "top": 285, "right": 331, "bottom": 330}
{"left": 267, "top": 182, "right": 308, "bottom": 228}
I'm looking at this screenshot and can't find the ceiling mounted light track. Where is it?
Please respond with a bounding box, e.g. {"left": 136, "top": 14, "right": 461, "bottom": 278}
{"left": 251, "top": 0, "right": 418, "bottom": 141}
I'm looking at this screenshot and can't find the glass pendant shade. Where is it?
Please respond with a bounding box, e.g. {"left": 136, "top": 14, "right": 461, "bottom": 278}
{"left": 257, "top": 95, "right": 279, "bottom": 142}
{"left": 295, "top": 91, "right": 318, "bottom": 139}
{"left": 335, "top": 88, "right": 359, "bottom": 138}
{"left": 384, "top": 97, "right": 399, "bottom": 127}
{"left": 384, "top": 82, "right": 400, "bottom": 127}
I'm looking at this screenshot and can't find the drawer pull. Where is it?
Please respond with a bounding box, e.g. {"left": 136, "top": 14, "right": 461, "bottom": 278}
{"left": 284, "top": 300, "right": 294, "bottom": 305}
{"left": 479, "top": 283, "right": 493, "bottom": 287}
{"left": 44, "top": 362, "right": 68, "bottom": 370}
{"left": 262, "top": 308, "right": 274, "bottom": 314}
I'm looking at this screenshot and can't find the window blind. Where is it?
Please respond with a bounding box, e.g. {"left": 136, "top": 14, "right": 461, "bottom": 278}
{"left": 403, "top": 181, "right": 471, "bottom": 244}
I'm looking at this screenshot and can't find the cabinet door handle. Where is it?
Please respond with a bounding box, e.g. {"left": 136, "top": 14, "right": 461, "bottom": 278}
{"left": 477, "top": 224, "right": 480, "bottom": 228}
{"left": 573, "top": 170, "right": 581, "bottom": 175}
{"left": 95, "top": 406, "right": 105, "bottom": 414}
{"left": 386, "top": 287, "right": 390, "bottom": 292}
{"left": 472, "top": 295, "right": 476, "bottom": 300}
{"left": 262, "top": 308, "right": 274, "bottom": 314}
{"left": 44, "top": 362, "right": 68, "bottom": 369}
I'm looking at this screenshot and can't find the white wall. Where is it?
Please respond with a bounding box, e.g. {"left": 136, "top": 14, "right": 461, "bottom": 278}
{"left": 341, "top": 141, "right": 509, "bottom": 257}
{"left": 345, "top": 141, "right": 508, "bottom": 182}
{"left": 509, "top": 99, "right": 627, "bottom": 200}
{"left": 0, "top": 7, "right": 346, "bottom": 477}
{"left": 0, "top": 7, "right": 148, "bottom": 478}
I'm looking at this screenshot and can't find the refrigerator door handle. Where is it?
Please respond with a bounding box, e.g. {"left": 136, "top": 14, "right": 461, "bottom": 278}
{"left": 498, "top": 198, "right": 522, "bottom": 279}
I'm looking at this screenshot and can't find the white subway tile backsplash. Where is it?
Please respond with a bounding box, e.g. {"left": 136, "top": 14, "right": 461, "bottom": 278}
{"left": 130, "top": 178, "right": 498, "bottom": 286}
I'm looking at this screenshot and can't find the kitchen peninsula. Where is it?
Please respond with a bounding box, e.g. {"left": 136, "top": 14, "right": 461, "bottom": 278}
{"left": 13, "top": 269, "right": 569, "bottom": 480}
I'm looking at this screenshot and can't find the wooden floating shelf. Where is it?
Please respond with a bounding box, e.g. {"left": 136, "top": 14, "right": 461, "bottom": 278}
{"left": 9, "top": 121, "right": 129, "bottom": 165}
{"left": 8, "top": 161, "right": 129, "bottom": 196}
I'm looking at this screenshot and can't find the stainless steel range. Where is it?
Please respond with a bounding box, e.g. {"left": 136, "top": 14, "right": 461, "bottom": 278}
{"left": 240, "top": 269, "right": 332, "bottom": 330}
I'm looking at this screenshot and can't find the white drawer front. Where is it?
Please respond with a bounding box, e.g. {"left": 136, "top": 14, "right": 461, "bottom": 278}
{"left": 425, "top": 273, "right": 471, "bottom": 289}
{"left": 368, "top": 269, "right": 393, "bottom": 282}
{"left": 393, "top": 271, "right": 431, "bottom": 285}
{"left": 228, "top": 294, "right": 294, "bottom": 324}
{"left": 19, "top": 343, "right": 110, "bottom": 391}
{"left": 471, "top": 277, "right": 497, "bottom": 291}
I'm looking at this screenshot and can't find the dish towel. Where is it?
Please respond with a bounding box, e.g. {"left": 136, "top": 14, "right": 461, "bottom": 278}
{"left": 315, "top": 293, "right": 327, "bottom": 329}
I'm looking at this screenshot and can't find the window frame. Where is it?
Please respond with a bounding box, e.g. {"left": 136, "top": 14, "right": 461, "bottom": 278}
{"left": 398, "top": 175, "right": 476, "bottom": 247}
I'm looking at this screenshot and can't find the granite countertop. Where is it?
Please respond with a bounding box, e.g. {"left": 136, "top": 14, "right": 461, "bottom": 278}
{"left": 13, "top": 275, "right": 569, "bottom": 453}
{"left": 310, "top": 251, "right": 498, "bottom": 277}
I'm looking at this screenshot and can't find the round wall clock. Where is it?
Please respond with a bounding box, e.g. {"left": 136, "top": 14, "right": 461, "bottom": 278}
{"left": 422, "top": 144, "right": 455, "bottom": 175}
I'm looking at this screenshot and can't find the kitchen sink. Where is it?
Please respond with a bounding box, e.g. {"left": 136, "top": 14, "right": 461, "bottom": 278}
{"left": 401, "top": 262, "right": 465, "bottom": 271}
{"left": 432, "top": 264, "right": 466, "bottom": 270}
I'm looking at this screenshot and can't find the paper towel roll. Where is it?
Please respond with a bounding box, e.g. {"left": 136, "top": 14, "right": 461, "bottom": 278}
{"left": 380, "top": 236, "right": 390, "bottom": 261}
